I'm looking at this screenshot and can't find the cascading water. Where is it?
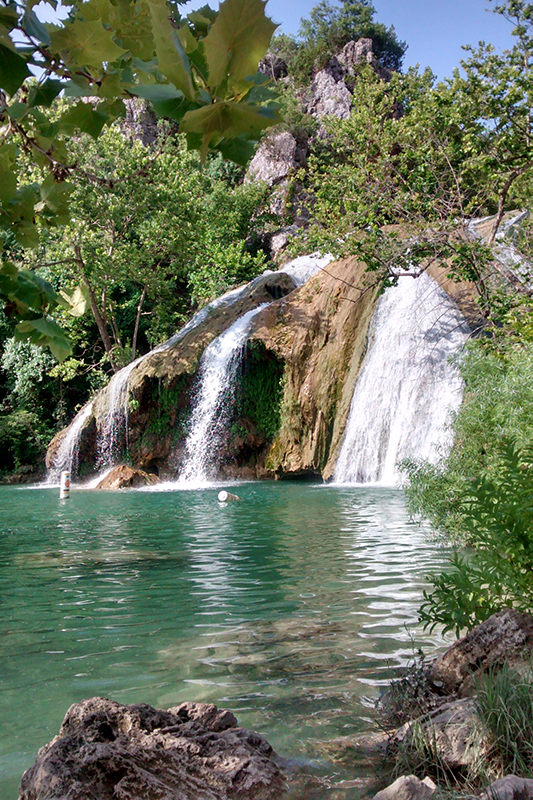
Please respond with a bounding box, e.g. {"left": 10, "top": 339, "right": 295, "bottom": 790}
{"left": 95, "top": 356, "right": 145, "bottom": 470}
{"left": 178, "top": 304, "right": 269, "bottom": 485}
{"left": 47, "top": 401, "right": 94, "bottom": 481}
{"left": 334, "top": 273, "right": 469, "bottom": 486}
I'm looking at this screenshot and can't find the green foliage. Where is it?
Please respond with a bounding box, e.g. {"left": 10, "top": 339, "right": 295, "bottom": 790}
{"left": 0, "top": 0, "right": 280, "bottom": 355}
{"left": 404, "top": 341, "right": 533, "bottom": 539}
{"left": 476, "top": 662, "right": 533, "bottom": 777}
{"left": 237, "top": 342, "right": 284, "bottom": 439}
{"left": 0, "top": 409, "right": 52, "bottom": 473}
{"left": 419, "top": 441, "right": 533, "bottom": 635}
{"left": 278, "top": 0, "right": 406, "bottom": 85}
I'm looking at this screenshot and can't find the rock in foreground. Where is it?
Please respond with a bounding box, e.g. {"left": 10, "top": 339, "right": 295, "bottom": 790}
{"left": 19, "top": 697, "right": 285, "bottom": 800}
{"left": 428, "top": 608, "right": 533, "bottom": 696}
{"left": 95, "top": 465, "right": 161, "bottom": 490}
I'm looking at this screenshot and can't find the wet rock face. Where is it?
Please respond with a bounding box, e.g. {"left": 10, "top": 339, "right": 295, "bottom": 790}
{"left": 95, "top": 465, "right": 161, "bottom": 490}
{"left": 428, "top": 609, "right": 533, "bottom": 696}
{"left": 18, "top": 697, "right": 285, "bottom": 800}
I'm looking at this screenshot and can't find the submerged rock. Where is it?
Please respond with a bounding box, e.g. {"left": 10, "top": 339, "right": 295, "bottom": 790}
{"left": 428, "top": 609, "right": 533, "bottom": 696}
{"left": 18, "top": 697, "right": 285, "bottom": 800}
{"left": 373, "top": 775, "right": 436, "bottom": 800}
{"left": 95, "top": 465, "right": 161, "bottom": 490}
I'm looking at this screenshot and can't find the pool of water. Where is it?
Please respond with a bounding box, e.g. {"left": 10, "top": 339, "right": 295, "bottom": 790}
{"left": 0, "top": 482, "right": 450, "bottom": 798}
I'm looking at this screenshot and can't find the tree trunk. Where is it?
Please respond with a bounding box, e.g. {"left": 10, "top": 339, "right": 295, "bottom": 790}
{"left": 131, "top": 286, "right": 147, "bottom": 362}
{"left": 74, "top": 245, "right": 118, "bottom": 372}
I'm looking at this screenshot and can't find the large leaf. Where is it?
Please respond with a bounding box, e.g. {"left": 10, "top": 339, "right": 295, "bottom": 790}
{"left": 15, "top": 317, "right": 72, "bottom": 361}
{"left": 181, "top": 99, "right": 278, "bottom": 138}
{"left": 0, "top": 43, "right": 31, "bottom": 96}
{"left": 28, "top": 79, "right": 63, "bottom": 108}
{"left": 60, "top": 283, "right": 89, "bottom": 317}
{"left": 50, "top": 18, "right": 126, "bottom": 70}
{"left": 203, "top": 0, "right": 277, "bottom": 89}
{"left": 146, "top": 0, "right": 194, "bottom": 99}
{"left": 0, "top": 143, "right": 18, "bottom": 204}
{"left": 58, "top": 102, "right": 110, "bottom": 138}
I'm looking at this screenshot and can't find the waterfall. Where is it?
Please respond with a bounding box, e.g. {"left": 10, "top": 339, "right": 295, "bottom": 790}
{"left": 95, "top": 356, "right": 145, "bottom": 470}
{"left": 47, "top": 253, "right": 332, "bottom": 479}
{"left": 178, "top": 304, "right": 269, "bottom": 485}
{"left": 47, "top": 401, "right": 93, "bottom": 481}
{"left": 334, "top": 273, "right": 469, "bottom": 486}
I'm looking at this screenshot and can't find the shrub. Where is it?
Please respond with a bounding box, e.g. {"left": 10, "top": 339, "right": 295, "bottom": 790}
{"left": 419, "top": 441, "right": 533, "bottom": 635}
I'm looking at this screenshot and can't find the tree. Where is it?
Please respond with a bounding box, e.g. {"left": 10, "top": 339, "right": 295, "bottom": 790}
{"left": 0, "top": 0, "right": 280, "bottom": 357}
{"left": 273, "top": 0, "right": 407, "bottom": 85}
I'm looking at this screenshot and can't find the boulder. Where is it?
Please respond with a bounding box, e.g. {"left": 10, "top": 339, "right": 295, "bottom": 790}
{"left": 95, "top": 465, "right": 161, "bottom": 490}
{"left": 480, "top": 776, "right": 533, "bottom": 800}
{"left": 428, "top": 609, "right": 533, "bottom": 696}
{"left": 372, "top": 775, "right": 436, "bottom": 800}
{"left": 392, "top": 697, "right": 486, "bottom": 772}
{"left": 18, "top": 697, "right": 285, "bottom": 800}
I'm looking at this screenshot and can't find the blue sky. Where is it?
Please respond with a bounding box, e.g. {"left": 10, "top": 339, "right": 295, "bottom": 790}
{"left": 182, "top": 0, "right": 517, "bottom": 79}
{"left": 37, "top": 0, "right": 517, "bottom": 80}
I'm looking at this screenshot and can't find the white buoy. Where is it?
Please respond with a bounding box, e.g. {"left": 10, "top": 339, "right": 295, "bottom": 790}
{"left": 60, "top": 470, "right": 70, "bottom": 500}
{"left": 218, "top": 490, "right": 241, "bottom": 502}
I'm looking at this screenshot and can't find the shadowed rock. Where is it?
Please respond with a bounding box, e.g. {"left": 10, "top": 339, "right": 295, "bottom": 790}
{"left": 18, "top": 697, "right": 286, "bottom": 800}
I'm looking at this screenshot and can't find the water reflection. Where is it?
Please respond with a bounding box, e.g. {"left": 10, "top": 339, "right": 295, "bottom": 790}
{"left": 0, "top": 483, "right": 451, "bottom": 800}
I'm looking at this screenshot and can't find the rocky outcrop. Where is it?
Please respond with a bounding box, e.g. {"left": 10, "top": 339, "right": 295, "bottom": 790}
{"left": 18, "top": 697, "right": 285, "bottom": 800}
{"left": 95, "top": 465, "right": 161, "bottom": 490}
{"left": 250, "top": 257, "right": 381, "bottom": 479}
{"left": 245, "top": 130, "right": 307, "bottom": 218}
{"left": 428, "top": 609, "right": 533, "bottom": 697}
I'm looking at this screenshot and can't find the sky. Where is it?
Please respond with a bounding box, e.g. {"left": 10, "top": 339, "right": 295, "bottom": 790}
{"left": 182, "top": 0, "right": 517, "bottom": 79}
{"left": 36, "top": 0, "right": 518, "bottom": 81}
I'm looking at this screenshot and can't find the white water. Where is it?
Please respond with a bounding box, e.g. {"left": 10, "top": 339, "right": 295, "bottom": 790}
{"left": 96, "top": 356, "right": 144, "bottom": 470}
{"left": 47, "top": 401, "right": 94, "bottom": 481}
{"left": 334, "top": 274, "right": 469, "bottom": 486}
{"left": 178, "top": 304, "right": 269, "bottom": 485}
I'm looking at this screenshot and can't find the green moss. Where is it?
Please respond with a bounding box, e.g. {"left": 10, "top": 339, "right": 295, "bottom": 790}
{"left": 236, "top": 342, "right": 285, "bottom": 440}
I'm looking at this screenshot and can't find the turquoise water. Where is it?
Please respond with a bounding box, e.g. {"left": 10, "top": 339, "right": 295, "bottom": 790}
{"left": 0, "top": 482, "right": 450, "bottom": 798}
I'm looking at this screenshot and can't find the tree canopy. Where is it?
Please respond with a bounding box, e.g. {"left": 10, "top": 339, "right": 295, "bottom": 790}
{"left": 0, "top": 0, "right": 280, "bottom": 357}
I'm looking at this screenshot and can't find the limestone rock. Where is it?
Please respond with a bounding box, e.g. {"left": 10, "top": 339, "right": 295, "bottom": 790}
{"left": 480, "top": 775, "right": 533, "bottom": 800}
{"left": 18, "top": 696, "right": 285, "bottom": 800}
{"left": 246, "top": 130, "right": 304, "bottom": 187}
{"left": 307, "top": 68, "right": 352, "bottom": 120}
{"left": 95, "top": 465, "right": 161, "bottom": 490}
{"left": 373, "top": 775, "right": 436, "bottom": 800}
{"left": 122, "top": 99, "right": 160, "bottom": 146}
{"left": 428, "top": 609, "right": 533, "bottom": 696}
{"left": 393, "top": 698, "right": 486, "bottom": 771}
{"left": 250, "top": 257, "right": 381, "bottom": 479}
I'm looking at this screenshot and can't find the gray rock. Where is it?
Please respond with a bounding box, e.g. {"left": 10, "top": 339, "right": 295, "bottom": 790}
{"left": 122, "top": 99, "right": 160, "bottom": 146}
{"left": 393, "top": 697, "right": 486, "bottom": 771}
{"left": 307, "top": 68, "right": 352, "bottom": 120}
{"left": 481, "top": 775, "right": 533, "bottom": 800}
{"left": 18, "top": 696, "right": 285, "bottom": 800}
{"left": 373, "top": 774, "right": 436, "bottom": 800}
{"left": 428, "top": 609, "right": 533, "bottom": 696}
{"left": 246, "top": 130, "right": 303, "bottom": 187}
